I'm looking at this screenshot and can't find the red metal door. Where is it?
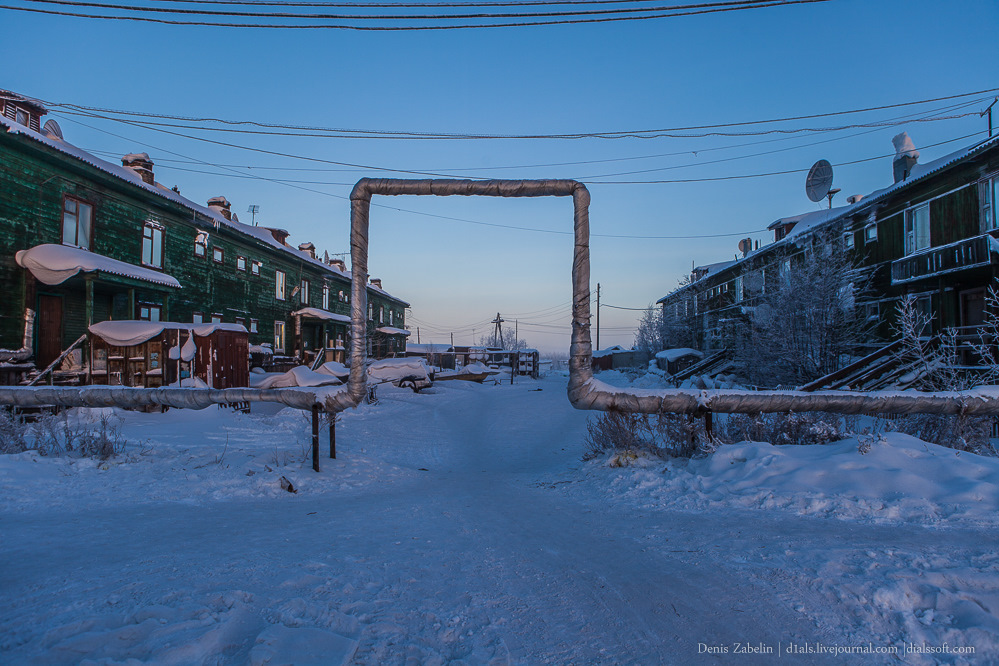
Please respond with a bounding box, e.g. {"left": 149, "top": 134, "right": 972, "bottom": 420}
{"left": 37, "top": 294, "right": 63, "bottom": 368}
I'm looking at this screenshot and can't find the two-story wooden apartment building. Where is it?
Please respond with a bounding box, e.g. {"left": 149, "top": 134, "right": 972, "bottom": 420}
{"left": 0, "top": 90, "right": 410, "bottom": 378}
{"left": 657, "top": 132, "right": 999, "bottom": 356}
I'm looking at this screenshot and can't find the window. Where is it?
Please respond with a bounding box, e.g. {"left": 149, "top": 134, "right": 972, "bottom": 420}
{"left": 212, "top": 246, "right": 224, "bottom": 263}
{"left": 249, "top": 318, "right": 258, "bottom": 333}
{"left": 982, "top": 175, "right": 998, "bottom": 231}
{"left": 368, "top": 303, "right": 374, "bottom": 320}
{"left": 193, "top": 312, "right": 203, "bottom": 324}
{"left": 15, "top": 107, "right": 29, "bottom": 126}
{"left": 211, "top": 313, "right": 222, "bottom": 324}
{"left": 236, "top": 256, "right": 247, "bottom": 272}
{"left": 141, "top": 222, "right": 164, "bottom": 268}
{"left": 194, "top": 231, "right": 208, "bottom": 258}
{"left": 379, "top": 306, "right": 384, "bottom": 324}
{"left": 339, "top": 290, "right": 346, "bottom": 302}
{"left": 843, "top": 232, "right": 854, "bottom": 250}
{"left": 251, "top": 260, "right": 261, "bottom": 276}
{"left": 274, "top": 321, "right": 286, "bottom": 352}
{"left": 904, "top": 204, "right": 930, "bottom": 254}
{"left": 389, "top": 310, "right": 394, "bottom": 325}
{"left": 323, "top": 284, "right": 330, "bottom": 310}
{"left": 864, "top": 224, "right": 878, "bottom": 242}
{"left": 138, "top": 304, "right": 161, "bottom": 321}
{"left": 62, "top": 197, "right": 93, "bottom": 249}
{"left": 235, "top": 317, "right": 246, "bottom": 329}
{"left": 275, "top": 270, "right": 286, "bottom": 300}
{"left": 300, "top": 279, "right": 310, "bottom": 306}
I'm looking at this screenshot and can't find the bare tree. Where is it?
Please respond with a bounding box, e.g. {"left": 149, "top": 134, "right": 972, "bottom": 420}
{"left": 737, "top": 230, "right": 871, "bottom": 388}
{"left": 635, "top": 276, "right": 698, "bottom": 354}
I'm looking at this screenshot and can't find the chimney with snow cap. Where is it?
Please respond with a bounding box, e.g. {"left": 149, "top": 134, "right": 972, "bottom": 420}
{"left": 122, "top": 153, "right": 155, "bottom": 185}
{"left": 207, "top": 196, "right": 232, "bottom": 220}
{"left": 330, "top": 259, "right": 346, "bottom": 272}
{"left": 370, "top": 278, "right": 382, "bottom": 289}
{"left": 298, "top": 242, "right": 316, "bottom": 258}
{"left": 892, "top": 133, "right": 920, "bottom": 184}
{"left": 265, "top": 227, "right": 290, "bottom": 245}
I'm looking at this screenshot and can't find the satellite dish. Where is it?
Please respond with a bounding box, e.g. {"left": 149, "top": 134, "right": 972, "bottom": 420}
{"left": 805, "top": 159, "right": 833, "bottom": 203}
{"left": 42, "top": 119, "right": 64, "bottom": 140}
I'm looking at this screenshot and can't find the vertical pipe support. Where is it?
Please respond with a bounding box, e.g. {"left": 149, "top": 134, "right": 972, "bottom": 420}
{"left": 311, "top": 403, "right": 320, "bottom": 472}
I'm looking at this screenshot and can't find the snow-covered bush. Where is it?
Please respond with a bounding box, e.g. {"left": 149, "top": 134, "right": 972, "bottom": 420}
{"left": 585, "top": 409, "right": 857, "bottom": 462}
{"left": 886, "top": 295, "right": 996, "bottom": 457}
{"left": 718, "top": 412, "right": 854, "bottom": 447}
{"left": 584, "top": 411, "right": 704, "bottom": 461}
{"left": 0, "top": 409, "right": 126, "bottom": 460}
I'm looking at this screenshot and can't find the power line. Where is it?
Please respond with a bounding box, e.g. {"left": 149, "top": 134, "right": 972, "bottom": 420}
{"left": 0, "top": 0, "right": 831, "bottom": 29}
{"left": 31, "top": 87, "right": 999, "bottom": 141}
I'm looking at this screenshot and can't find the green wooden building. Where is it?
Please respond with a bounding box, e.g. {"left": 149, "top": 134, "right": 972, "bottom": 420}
{"left": 0, "top": 90, "right": 410, "bottom": 382}
{"left": 657, "top": 132, "right": 999, "bottom": 357}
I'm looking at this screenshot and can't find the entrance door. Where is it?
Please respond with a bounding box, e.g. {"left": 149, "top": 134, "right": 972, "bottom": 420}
{"left": 37, "top": 294, "right": 64, "bottom": 368}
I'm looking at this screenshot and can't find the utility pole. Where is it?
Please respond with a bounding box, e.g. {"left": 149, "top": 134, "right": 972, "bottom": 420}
{"left": 983, "top": 97, "right": 998, "bottom": 137}
{"left": 491, "top": 312, "right": 504, "bottom": 348}
{"left": 450, "top": 332, "right": 454, "bottom": 348}
{"left": 596, "top": 283, "right": 601, "bottom": 351}
{"left": 417, "top": 327, "right": 420, "bottom": 344}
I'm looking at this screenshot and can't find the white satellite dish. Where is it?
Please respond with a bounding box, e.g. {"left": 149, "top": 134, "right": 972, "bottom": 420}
{"left": 42, "top": 119, "right": 64, "bottom": 140}
{"left": 805, "top": 159, "right": 833, "bottom": 203}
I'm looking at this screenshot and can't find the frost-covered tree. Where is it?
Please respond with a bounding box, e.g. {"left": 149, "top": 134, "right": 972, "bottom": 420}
{"left": 634, "top": 276, "right": 698, "bottom": 354}
{"left": 737, "top": 229, "right": 871, "bottom": 388}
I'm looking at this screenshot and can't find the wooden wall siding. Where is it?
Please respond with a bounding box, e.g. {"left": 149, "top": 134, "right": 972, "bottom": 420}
{"left": 1, "top": 130, "right": 410, "bottom": 361}
{"left": 931, "top": 186, "right": 978, "bottom": 246}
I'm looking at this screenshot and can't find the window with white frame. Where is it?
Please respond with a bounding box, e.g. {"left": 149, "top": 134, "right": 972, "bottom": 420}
{"left": 142, "top": 222, "right": 164, "bottom": 268}
{"left": 843, "top": 232, "right": 854, "bottom": 250}
{"left": 194, "top": 231, "right": 208, "bottom": 258}
{"left": 323, "top": 284, "right": 330, "bottom": 310}
{"left": 904, "top": 203, "right": 931, "bottom": 254}
{"left": 864, "top": 224, "right": 878, "bottom": 242}
{"left": 251, "top": 260, "right": 261, "bottom": 276}
{"left": 193, "top": 311, "right": 203, "bottom": 324}
{"left": 250, "top": 318, "right": 258, "bottom": 333}
{"left": 300, "top": 279, "right": 310, "bottom": 305}
{"left": 236, "top": 255, "right": 247, "bottom": 272}
{"left": 138, "top": 304, "right": 161, "bottom": 321}
{"left": 274, "top": 321, "right": 286, "bottom": 352}
{"left": 982, "top": 175, "right": 998, "bottom": 231}
{"left": 212, "top": 246, "right": 224, "bottom": 263}
{"left": 62, "top": 196, "right": 93, "bottom": 249}
{"left": 211, "top": 313, "right": 222, "bottom": 324}
{"left": 275, "top": 270, "right": 286, "bottom": 300}
{"left": 379, "top": 306, "right": 384, "bottom": 324}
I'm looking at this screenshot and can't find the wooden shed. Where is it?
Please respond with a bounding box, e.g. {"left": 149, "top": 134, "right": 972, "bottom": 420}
{"left": 88, "top": 321, "right": 249, "bottom": 388}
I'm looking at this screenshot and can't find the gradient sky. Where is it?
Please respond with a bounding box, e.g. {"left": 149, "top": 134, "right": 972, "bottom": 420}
{"left": 1, "top": 0, "right": 995, "bottom": 352}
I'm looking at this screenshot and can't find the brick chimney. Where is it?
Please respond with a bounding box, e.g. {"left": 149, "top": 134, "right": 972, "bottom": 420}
{"left": 370, "top": 278, "right": 382, "bottom": 289}
{"left": 330, "top": 259, "right": 346, "bottom": 272}
{"left": 122, "top": 153, "right": 155, "bottom": 185}
{"left": 207, "top": 196, "right": 232, "bottom": 220}
{"left": 265, "top": 227, "right": 290, "bottom": 245}
{"left": 298, "top": 242, "right": 316, "bottom": 258}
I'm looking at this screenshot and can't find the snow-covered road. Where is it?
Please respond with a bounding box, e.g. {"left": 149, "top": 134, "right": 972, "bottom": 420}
{"left": 2, "top": 374, "right": 996, "bottom": 663}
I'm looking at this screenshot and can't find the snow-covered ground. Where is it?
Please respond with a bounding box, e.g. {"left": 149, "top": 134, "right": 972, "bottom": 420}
{"left": 1, "top": 373, "right": 997, "bottom": 664}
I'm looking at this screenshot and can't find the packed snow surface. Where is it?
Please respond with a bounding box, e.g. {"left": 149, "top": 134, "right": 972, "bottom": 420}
{"left": 15, "top": 244, "right": 182, "bottom": 288}
{"left": 1, "top": 374, "right": 996, "bottom": 663}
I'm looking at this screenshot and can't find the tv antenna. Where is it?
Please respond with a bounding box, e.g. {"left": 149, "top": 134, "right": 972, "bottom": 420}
{"left": 805, "top": 159, "right": 839, "bottom": 208}
{"left": 247, "top": 204, "right": 260, "bottom": 226}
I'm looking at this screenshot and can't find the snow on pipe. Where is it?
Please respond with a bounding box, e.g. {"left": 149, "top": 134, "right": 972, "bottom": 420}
{"left": 346, "top": 178, "right": 591, "bottom": 413}
{"left": 0, "top": 386, "right": 327, "bottom": 411}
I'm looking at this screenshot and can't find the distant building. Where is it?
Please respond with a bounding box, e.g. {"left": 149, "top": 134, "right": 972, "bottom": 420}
{"left": 0, "top": 89, "right": 410, "bottom": 382}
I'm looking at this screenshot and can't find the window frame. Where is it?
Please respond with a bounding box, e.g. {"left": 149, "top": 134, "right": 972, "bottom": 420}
{"left": 274, "top": 321, "right": 286, "bottom": 352}
{"left": 864, "top": 224, "right": 878, "bottom": 243}
{"left": 138, "top": 303, "right": 162, "bottom": 321}
{"left": 211, "top": 313, "right": 223, "bottom": 324}
{"left": 192, "top": 311, "right": 204, "bottom": 324}
{"left": 141, "top": 222, "right": 165, "bottom": 269}
{"left": 249, "top": 318, "right": 259, "bottom": 333}
{"left": 275, "top": 270, "right": 286, "bottom": 301}
{"left": 236, "top": 255, "right": 247, "bottom": 272}
{"left": 212, "top": 246, "right": 225, "bottom": 264}
{"left": 251, "top": 260, "right": 262, "bottom": 276}
{"left": 300, "top": 279, "right": 310, "bottom": 306}
{"left": 61, "top": 195, "right": 94, "bottom": 250}
{"left": 904, "top": 203, "right": 931, "bottom": 255}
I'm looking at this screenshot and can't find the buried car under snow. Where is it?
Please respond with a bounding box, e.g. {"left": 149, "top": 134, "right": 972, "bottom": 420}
{"left": 367, "top": 357, "right": 434, "bottom": 391}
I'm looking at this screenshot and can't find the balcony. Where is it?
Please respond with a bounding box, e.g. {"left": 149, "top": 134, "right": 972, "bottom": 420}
{"left": 891, "top": 234, "right": 997, "bottom": 285}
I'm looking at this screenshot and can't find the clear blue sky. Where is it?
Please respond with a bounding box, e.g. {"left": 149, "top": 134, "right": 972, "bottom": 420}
{"left": 2, "top": 0, "right": 995, "bottom": 352}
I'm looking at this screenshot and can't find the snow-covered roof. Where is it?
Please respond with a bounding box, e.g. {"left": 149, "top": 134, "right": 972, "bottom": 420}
{"left": 592, "top": 345, "right": 631, "bottom": 358}
{"left": 0, "top": 114, "right": 412, "bottom": 306}
{"left": 693, "top": 260, "right": 737, "bottom": 276}
{"left": 89, "top": 320, "right": 246, "bottom": 346}
{"left": 375, "top": 326, "right": 411, "bottom": 336}
{"left": 291, "top": 307, "right": 351, "bottom": 324}
{"left": 15, "top": 244, "right": 182, "bottom": 288}
{"left": 656, "top": 348, "right": 704, "bottom": 362}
